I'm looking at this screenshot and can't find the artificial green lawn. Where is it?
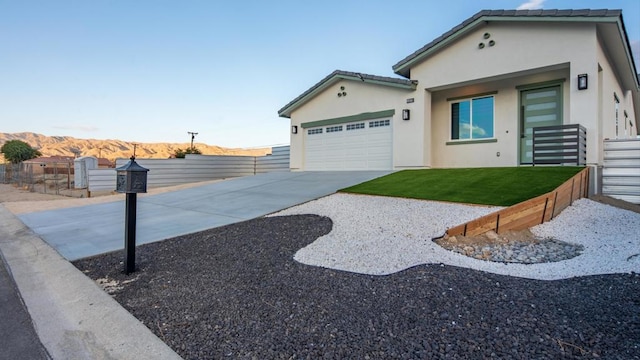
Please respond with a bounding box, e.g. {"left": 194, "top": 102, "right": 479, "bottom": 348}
{"left": 339, "top": 167, "right": 584, "bottom": 206}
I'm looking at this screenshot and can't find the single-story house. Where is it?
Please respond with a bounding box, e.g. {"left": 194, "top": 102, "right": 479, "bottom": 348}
{"left": 278, "top": 9, "right": 639, "bottom": 191}
{"left": 23, "top": 156, "right": 75, "bottom": 173}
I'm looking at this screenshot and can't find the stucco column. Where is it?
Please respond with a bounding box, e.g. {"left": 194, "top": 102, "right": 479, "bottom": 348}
{"left": 569, "top": 62, "right": 600, "bottom": 166}
{"left": 393, "top": 91, "right": 426, "bottom": 169}
{"left": 289, "top": 116, "right": 303, "bottom": 171}
{"left": 423, "top": 90, "right": 432, "bottom": 168}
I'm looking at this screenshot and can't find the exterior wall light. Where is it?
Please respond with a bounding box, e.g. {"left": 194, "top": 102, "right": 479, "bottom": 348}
{"left": 578, "top": 74, "right": 588, "bottom": 90}
{"left": 291, "top": 125, "right": 298, "bottom": 134}
{"left": 402, "top": 109, "right": 410, "bottom": 120}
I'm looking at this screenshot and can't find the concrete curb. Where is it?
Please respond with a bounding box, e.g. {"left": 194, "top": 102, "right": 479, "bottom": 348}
{"left": 0, "top": 205, "right": 182, "bottom": 360}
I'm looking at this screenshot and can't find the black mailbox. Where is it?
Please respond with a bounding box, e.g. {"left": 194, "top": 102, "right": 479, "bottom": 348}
{"left": 116, "top": 157, "right": 149, "bottom": 193}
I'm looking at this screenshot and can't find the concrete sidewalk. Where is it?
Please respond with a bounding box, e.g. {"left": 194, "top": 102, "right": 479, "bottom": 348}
{"left": 18, "top": 171, "right": 389, "bottom": 260}
{"left": 0, "top": 248, "right": 50, "bottom": 360}
{"left": 0, "top": 205, "right": 183, "bottom": 360}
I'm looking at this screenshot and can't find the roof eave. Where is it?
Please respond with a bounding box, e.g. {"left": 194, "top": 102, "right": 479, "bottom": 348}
{"left": 393, "top": 14, "right": 625, "bottom": 78}
{"left": 278, "top": 73, "right": 416, "bottom": 118}
{"left": 393, "top": 17, "right": 487, "bottom": 78}
{"left": 278, "top": 77, "right": 340, "bottom": 119}
{"left": 616, "top": 13, "right": 640, "bottom": 92}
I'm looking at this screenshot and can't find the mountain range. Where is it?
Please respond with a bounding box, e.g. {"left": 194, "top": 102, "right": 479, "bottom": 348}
{"left": 0, "top": 132, "right": 271, "bottom": 162}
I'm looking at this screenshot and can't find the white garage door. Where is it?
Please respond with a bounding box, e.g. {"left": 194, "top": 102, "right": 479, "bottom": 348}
{"left": 304, "top": 118, "right": 392, "bottom": 170}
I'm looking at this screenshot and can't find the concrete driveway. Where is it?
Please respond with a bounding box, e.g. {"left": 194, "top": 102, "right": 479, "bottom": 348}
{"left": 18, "top": 171, "right": 390, "bottom": 260}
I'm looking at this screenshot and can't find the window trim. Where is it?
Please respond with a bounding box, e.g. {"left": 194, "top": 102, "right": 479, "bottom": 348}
{"left": 515, "top": 78, "right": 566, "bottom": 91}
{"left": 446, "top": 90, "right": 498, "bottom": 102}
{"left": 449, "top": 94, "right": 496, "bottom": 142}
{"left": 446, "top": 138, "right": 498, "bottom": 146}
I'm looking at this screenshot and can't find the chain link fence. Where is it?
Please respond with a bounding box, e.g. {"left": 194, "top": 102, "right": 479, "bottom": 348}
{"left": 1, "top": 160, "right": 88, "bottom": 197}
{"left": 0, "top": 163, "right": 21, "bottom": 185}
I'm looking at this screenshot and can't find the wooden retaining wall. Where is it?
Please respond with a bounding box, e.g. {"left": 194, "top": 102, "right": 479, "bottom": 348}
{"left": 446, "top": 167, "right": 589, "bottom": 237}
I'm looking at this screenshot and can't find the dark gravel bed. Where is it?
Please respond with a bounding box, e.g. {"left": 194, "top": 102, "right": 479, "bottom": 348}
{"left": 74, "top": 215, "right": 640, "bottom": 359}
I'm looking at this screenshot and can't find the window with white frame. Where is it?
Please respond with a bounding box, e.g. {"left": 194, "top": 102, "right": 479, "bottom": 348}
{"left": 450, "top": 95, "right": 494, "bottom": 140}
{"left": 308, "top": 128, "right": 323, "bottom": 135}
{"left": 346, "top": 123, "right": 365, "bottom": 130}
{"left": 369, "top": 119, "right": 390, "bottom": 128}
{"left": 326, "top": 125, "right": 343, "bottom": 133}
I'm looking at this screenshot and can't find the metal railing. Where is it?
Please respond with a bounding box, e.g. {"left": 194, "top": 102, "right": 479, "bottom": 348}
{"left": 532, "top": 124, "right": 586, "bottom": 166}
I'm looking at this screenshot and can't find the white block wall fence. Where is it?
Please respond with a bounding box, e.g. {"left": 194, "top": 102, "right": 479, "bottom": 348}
{"left": 86, "top": 146, "right": 290, "bottom": 193}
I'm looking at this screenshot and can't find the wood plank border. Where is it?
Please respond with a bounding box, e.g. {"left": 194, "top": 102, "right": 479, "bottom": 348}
{"left": 445, "top": 167, "right": 589, "bottom": 237}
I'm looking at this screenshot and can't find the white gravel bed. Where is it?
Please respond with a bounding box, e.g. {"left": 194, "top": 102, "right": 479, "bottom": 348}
{"left": 270, "top": 193, "right": 640, "bottom": 280}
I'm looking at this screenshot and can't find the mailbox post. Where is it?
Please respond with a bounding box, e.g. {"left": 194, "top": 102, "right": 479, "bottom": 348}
{"left": 116, "top": 156, "right": 149, "bottom": 274}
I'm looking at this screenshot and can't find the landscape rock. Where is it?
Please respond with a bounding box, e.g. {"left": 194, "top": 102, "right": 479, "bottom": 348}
{"left": 73, "top": 215, "right": 640, "bottom": 359}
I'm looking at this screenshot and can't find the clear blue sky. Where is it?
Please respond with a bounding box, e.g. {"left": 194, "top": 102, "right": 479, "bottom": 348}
{"left": 1, "top": 0, "right": 638, "bottom": 148}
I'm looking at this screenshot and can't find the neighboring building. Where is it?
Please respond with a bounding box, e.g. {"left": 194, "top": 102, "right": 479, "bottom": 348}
{"left": 23, "top": 156, "right": 75, "bottom": 173}
{"left": 97, "top": 157, "right": 115, "bottom": 168}
{"left": 279, "top": 9, "right": 639, "bottom": 188}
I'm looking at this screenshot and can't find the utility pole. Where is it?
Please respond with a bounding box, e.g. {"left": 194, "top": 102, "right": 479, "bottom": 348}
{"left": 188, "top": 131, "right": 198, "bottom": 151}
{"left": 98, "top": 142, "right": 105, "bottom": 159}
{"left": 132, "top": 143, "right": 139, "bottom": 158}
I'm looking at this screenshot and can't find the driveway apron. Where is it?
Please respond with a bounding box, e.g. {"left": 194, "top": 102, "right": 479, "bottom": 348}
{"left": 18, "top": 171, "right": 389, "bottom": 260}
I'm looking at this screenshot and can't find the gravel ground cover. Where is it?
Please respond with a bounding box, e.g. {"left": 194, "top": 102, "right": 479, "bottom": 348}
{"left": 74, "top": 214, "right": 640, "bottom": 359}
{"left": 274, "top": 194, "right": 640, "bottom": 280}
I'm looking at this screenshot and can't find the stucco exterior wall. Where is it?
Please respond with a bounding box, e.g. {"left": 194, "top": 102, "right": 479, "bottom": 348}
{"left": 411, "top": 22, "right": 596, "bottom": 90}
{"left": 394, "top": 90, "right": 426, "bottom": 169}
{"left": 430, "top": 69, "right": 570, "bottom": 168}
{"left": 284, "top": 15, "right": 637, "bottom": 172}
{"left": 287, "top": 79, "right": 416, "bottom": 170}
{"left": 412, "top": 21, "right": 622, "bottom": 167}
{"left": 596, "top": 35, "right": 638, "bottom": 141}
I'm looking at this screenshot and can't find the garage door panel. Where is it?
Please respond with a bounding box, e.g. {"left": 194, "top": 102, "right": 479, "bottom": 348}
{"left": 367, "top": 148, "right": 390, "bottom": 157}
{"left": 304, "top": 118, "right": 392, "bottom": 171}
{"left": 324, "top": 160, "right": 346, "bottom": 170}
{"left": 345, "top": 147, "right": 368, "bottom": 159}
{"left": 343, "top": 142, "right": 367, "bottom": 151}
{"left": 344, "top": 132, "right": 367, "bottom": 139}
{"left": 324, "top": 133, "right": 345, "bottom": 139}
{"left": 344, "top": 149, "right": 367, "bottom": 157}
{"left": 306, "top": 141, "right": 324, "bottom": 149}
{"left": 324, "top": 138, "right": 345, "bottom": 146}
{"left": 367, "top": 131, "right": 391, "bottom": 140}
